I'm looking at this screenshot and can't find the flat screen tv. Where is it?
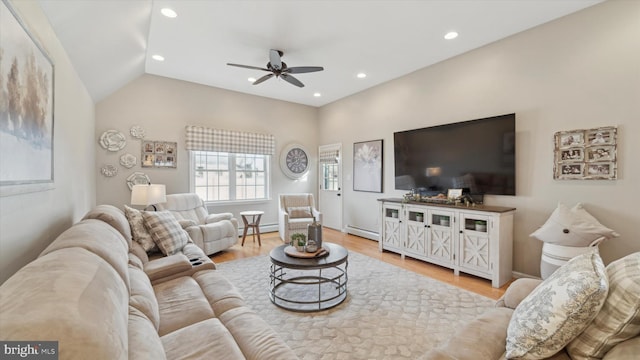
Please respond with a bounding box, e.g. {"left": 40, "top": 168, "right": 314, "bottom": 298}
{"left": 394, "top": 113, "right": 516, "bottom": 196}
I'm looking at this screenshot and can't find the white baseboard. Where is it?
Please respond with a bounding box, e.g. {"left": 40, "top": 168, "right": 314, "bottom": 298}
{"left": 345, "top": 225, "right": 379, "bottom": 241}
{"left": 512, "top": 271, "right": 541, "bottom": 280}
{"left": 239, "top": 223, "right": 279, "bottom": 236}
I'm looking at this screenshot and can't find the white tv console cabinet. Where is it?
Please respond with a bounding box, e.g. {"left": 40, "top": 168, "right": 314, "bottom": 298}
{"left": 378, "top": 198, "right": 515, "bottom": 288}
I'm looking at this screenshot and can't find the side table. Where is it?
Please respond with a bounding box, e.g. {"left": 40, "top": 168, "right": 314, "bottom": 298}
{"left": 240, "top": 210, "right": 264, "bottom": 246}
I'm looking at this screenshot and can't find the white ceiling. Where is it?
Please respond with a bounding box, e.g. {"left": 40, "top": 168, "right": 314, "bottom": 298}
{"left": 38, "top": 0, "right": 603, "bottom": 107}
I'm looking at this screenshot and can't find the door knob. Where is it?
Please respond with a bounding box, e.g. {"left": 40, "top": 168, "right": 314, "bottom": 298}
{"left": 337, "top": 193, "right": 341, "bottom": 196}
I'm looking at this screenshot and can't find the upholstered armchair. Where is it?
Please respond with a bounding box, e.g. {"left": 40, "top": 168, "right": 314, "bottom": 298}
{"left": 278, "top": 193, "right": 322, "bottom": 243}
{"left": 157, "top": 193, "right": 238, "bottom": 255}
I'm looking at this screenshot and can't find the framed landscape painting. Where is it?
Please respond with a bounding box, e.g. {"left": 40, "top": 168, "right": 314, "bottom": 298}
{"left": 353, "top": 139, "right": 383, "bottom": 193}
{"left": 0, "top": 0, "right": 55, "bottom": 196}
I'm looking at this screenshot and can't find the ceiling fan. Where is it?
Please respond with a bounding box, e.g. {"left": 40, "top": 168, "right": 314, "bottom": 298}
{"left": 227, "top": 49, "right": 324, "bottom": 88}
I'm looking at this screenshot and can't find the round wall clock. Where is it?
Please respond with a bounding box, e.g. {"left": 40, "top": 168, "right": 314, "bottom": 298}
{"left": 280, "top": 143, "right": 310, "bottom": 179}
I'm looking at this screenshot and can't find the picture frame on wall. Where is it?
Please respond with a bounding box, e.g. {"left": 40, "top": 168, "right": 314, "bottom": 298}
{"left": 0, "top": 0, "right": 55, "bottom": 196}
{"left": 353, "top": 139, "right": 383, "bottom": 193}
{"left": 553, "top": 126, "right": 617, "bottom": 180}
{"left": 141, "top": 140, "right": 177, "bottom": 168}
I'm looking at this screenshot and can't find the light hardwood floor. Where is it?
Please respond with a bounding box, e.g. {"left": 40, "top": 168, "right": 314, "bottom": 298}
{"left": 211, "top": 227, "right": 512, "bottom": 300}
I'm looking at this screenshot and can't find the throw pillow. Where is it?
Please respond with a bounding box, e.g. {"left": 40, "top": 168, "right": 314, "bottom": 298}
{"left": 567, "top": 252, "right": 640, "bottom": 360}
{"left": 142, "top": 211, "right": 190, "bottom": 256}
{"left": 505, "top": 249, "right": 609, "bottom": 360}
{"left": 530, "top": 202, "right": 619, "bottom": 247}
{"left": 124, "top": 205, "right": 157, "bottom": 253}
{"left": 287, "top": 206, "right": 312, "bottom": 219}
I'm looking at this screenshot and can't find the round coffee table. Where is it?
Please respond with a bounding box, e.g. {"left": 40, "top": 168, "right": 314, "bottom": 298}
{"left": 269, "top": 242, "right": 348, "bottom": 312}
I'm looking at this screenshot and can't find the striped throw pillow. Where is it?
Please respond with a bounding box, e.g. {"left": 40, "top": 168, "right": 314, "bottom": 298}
{"left": 567, "top": 252, "right": 640, "bottom": 359}
{"left": 142, "top": 211, "right": 190, "bottom": 256}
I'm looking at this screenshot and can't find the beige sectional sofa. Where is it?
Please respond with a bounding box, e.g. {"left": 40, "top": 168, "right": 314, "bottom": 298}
{"left": 0, "top": 205, "right": 297, "bottom": 360}
{"left": 424, "top": 251, "right": 640, "bottom": 360}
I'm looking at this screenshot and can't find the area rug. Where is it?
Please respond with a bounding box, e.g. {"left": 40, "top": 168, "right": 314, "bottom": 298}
{"left": 216, "top": 251, "right": 494, "bottom": 359}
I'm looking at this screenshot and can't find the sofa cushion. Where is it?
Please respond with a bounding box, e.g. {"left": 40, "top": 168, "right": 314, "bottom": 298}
{"left": 39, "top": 219, "right": 130, "bottom": 286}
{"left": 218, "top": 306, "right": 300, "bottom": 360}
{"left": 495, "top": 278, "right": 543, "bottom": 310}
{"left": 143, "top": 210, "right": 190, "bottom": 255}
{"left": 161, "top": 318, "right": 245, "bottom": 360}
{"left": 128, "top": 306, "right": 167, "bottom": 360}
{"left": 83, "top": 204, "right": 133, "bottom": 245}
{"left": 193, "top": 270, "right": 246, "bottom": 316}
{"left": 602, "top": 337, "right": 640, "bottom": 360}
{"left": 287, "top": 206, "right": 312, "bottom": 218}
{"left": 506, "top": 250, "right": 609, "bottom": 359}
{"left": 125, "top": 205, "right": 158, "bottom": 253}
{"left": 567, "top": 252, "right": 640, "bottom": 359}
{"left": 423, "top": 307, "right": 514, "bottom": 360}
{"left": 530, "top": 202, "right": 619, "bottom": 246}
{"left": 154, "top": 276, "right": 215, "bottom": 336}
{"left": 0, "top": 248, "right": 129, "bottom": 360}
{"left": 129, "top": 265, "right": 160, "bottom": 330}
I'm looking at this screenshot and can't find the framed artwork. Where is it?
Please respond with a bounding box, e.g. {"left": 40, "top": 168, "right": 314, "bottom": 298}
{"left": 141, "top": 140, "right": 177, "bottom": 168}
{"left": 553, "top": 126, "right": 617, "bottom": 180}
{"left": 353, "top": 139, "right": 383, "bottom": 193}
{"left": 0, "top": 0, "right": 55, "bottom": 196}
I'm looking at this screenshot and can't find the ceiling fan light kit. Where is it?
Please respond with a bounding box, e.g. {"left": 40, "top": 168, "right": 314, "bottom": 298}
{"left": 227, "top": 49, "right": 323, "bottom": 88}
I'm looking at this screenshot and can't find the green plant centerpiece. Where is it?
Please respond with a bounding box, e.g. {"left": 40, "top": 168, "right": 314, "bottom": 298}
{"left": 291, "top": 233, "right": 306, "bottom": 252}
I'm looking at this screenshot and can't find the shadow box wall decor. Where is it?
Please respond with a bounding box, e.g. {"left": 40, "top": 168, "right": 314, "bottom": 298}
{"left": 553, "top": 126, "right": 617, "bottom": 180}
{"left": 142, "top": 140, "right": 177, "bottom": 168}
{"left": 353, "top": 139, "right": 383, "bottom": 193}
{"left": 1, "top": 0, "right": 55, "bottom": 196}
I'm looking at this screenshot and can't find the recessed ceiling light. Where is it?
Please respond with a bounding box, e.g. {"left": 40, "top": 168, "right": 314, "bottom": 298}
{"left": 152, "top": 54, "right": 165, "bottom": 61}
{"left": 356, "top": 72, "right": 367, "bottom": 79}
{"left": 313, "top": 92, "right": 322, "bottom": 97}
{"left": 161, "top": 8, "right": 177, "bottom": 18}
{"left": 248, "top": 77, "right": 256, "bottom": 82}
{"left": 444, "top": 31, "right": 458, "bottom": 40}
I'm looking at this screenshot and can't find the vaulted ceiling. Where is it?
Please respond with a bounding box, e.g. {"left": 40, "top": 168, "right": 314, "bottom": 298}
{"left": 38, "top": 0, "right": 602, "bottom": 107}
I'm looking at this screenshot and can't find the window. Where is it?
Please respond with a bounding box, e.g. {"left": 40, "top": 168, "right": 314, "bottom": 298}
{"left": 192, "top": 151, "right": 269, "bottom": 202}
{"left": 321, "top": 162, "right": 339, "bottom": 191}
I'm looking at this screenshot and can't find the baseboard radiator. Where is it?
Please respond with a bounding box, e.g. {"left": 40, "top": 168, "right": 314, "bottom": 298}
{"left": 345, "top": 225, "right": 379, "bottom": 241}
{"left": 239, "top": 223, "right": 279, "bottom": 236}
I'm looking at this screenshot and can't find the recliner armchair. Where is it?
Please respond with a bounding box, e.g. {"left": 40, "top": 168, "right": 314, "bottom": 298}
{"left": 157, "top": 193, "right": 238, "bottom": 255}
{"left": 278, "top": 193, "right": 322, "bottom": 243}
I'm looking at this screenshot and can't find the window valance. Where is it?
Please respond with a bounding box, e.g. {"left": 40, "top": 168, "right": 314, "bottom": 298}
{"left": 319, "top": 150, "right": 339, "bottom": 164}
{"left": 185, "top": 126, "right": 275, "bottom": 155}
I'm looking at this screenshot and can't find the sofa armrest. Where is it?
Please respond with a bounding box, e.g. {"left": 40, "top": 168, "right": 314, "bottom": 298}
{"left": 495, "top": 278, "right": 543, "bottom": 309}
{"left": 205, "top": 213, "right": 233, "bottom": 224}
{"left": 144, "top": 254, "right": 192, "bottom": 282}
{"left": 178, "top": 219, "right": 197, "bottom": 229}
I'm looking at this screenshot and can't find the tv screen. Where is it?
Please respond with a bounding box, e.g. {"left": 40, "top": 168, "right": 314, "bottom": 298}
{"left": 394, "top": 114, "right": 516, "bottom": 196}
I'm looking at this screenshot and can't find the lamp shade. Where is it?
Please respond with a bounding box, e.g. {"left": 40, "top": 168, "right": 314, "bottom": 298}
{"left": 131, "top": 184, "right": 166, "bottom": 207}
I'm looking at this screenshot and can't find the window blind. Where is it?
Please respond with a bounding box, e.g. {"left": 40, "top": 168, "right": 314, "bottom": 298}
{"left": 319, "top": 150, "right": 339, "bottom": 164}
{"left": 185, "top": 126, "right": 275, "bottom": 155}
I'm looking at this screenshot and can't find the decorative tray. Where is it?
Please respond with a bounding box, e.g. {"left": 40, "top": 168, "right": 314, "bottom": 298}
{"left": 284, "top": 246, "right": 329, "bottom": 258}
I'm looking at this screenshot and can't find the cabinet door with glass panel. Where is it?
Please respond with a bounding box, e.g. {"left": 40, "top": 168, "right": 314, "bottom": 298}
{"left": 425, "top": 209, "right": 455, "bottom": 266}
{"left": 380, "top": 203, "right": 403, "bottom": 252}
{"left": 458, "top": 213, "right": 491, "bottom": 276}
{"left": 404, "top": 205, "right": 428, "bottom": 259}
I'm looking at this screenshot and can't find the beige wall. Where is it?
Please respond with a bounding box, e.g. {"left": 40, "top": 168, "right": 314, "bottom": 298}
{"left": 318, "top": 0, "right": 640, "bottom": 276}
{"left": 0, "top": 1, "right": 95, "bottom": 284}
{"left": 95, "top": 74, "right": 318, "bottom": 228}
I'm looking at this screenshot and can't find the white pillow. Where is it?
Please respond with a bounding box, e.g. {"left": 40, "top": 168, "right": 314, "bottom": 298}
{"left": 124, "top": 205, "right": 158, "bottom": 253}
{"left": 530, "top": 202, "right": 619, "bottom": 247}
{"left": 506, "top": 249, "right": 609, "bottom": 359}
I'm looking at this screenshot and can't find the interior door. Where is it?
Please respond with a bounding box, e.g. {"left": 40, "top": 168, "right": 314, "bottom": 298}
{"left": 318, "top": 144, "right": 342, "bottom": 231}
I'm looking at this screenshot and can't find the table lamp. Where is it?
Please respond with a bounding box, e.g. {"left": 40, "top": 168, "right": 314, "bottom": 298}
{"left": 131, "top": 184, "right": 166, "bottom": 211}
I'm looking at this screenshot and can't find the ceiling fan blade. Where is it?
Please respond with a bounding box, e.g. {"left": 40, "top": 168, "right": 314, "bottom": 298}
{"left": 269, "top": 49, "right": 282, "bottom": 71}
{"left": 286, "top": 66, "right": 324, "bottom": 74}
{"left": 253, "top": 73, "right": 274, "bottom": 85}
{"left": 227, "top": 63, "right": 270, "bottom": 72}
{"left": 281, "top": 73, "right": 304, "bottom": 87}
